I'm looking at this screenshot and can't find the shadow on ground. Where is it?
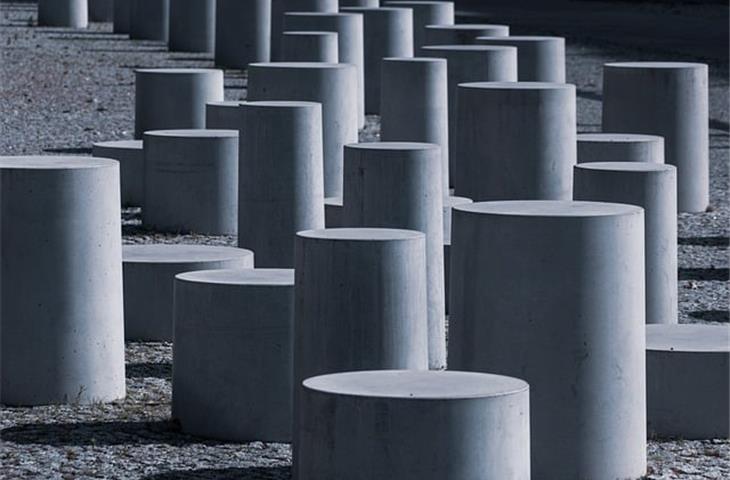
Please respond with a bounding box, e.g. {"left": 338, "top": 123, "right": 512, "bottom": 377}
{"left": 690, "top": 310, "right": 729, "bottom": 323}
{"left": 126, "top": 362, "right": 172, "bottom": 379}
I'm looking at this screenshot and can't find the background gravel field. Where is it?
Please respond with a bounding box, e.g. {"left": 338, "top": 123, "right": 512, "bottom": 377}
{"left": 0, "top": 1, "right": 728, "bottom": 478}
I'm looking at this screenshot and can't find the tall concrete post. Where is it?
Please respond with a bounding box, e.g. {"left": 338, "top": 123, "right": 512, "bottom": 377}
{"left": 92, "top": 140, "right": 144, "bottom": 207}
{"left": 130, "top": 0, "right": 169, "bottom": 41}
{"left": 271, "top": 0, "right": 337, "bottom": 60}
{"left": 385, "top": 1, "right": 454, "bottom": 55}
{"left": 215, "top": 0, "right": 271, "bottom": 69}
{"left": 603, "top": 62, "right": 709, "bottom": 213}
{"left": 476, "top": 35, "right": 566, "bottom": 82}
{"left": 578, "top": 133, "right": 665, "bottom": 164}
{"left": 424, "top": 24, "right": 508, "bottom": 45}
{"left": 168, "top": 0, "right": 215, "bottom": 53}
{"left": 89, "top": 0, "right": 113, "bottom": 22}
{"left": 281, "top": 31, "right": 339, "bottom": 62}
{"left": 113, "top": 0, "right": 131, "bottom": 33}
{"left": 38, "top": 0, "right": 88, "bottom": 28}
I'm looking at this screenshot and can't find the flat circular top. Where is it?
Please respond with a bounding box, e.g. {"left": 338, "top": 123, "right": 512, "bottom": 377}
{"left": 93, "top": 140, "right": 143, "bottom": 149}
{"left": 341, "top": 6, "right": 409, "bottom": 12}
{"left": 459, "top": 81, "right": 574, "bottom": 91}
{"left": 123, "top": 244, "right": 254, "bottom": 263}
{"left": 0, "top": 155, "right": 117, "bottom": 170}
{"left": 647, "top": 325, "right": 730, "bottom": 353}
{"left": 324, "top": 196, "right": 343, "bottom": 206}
{"left": 605, "top": 61, "right": 707, "bottom": 69}
{"left": 303, "top": 370, "right": 529, "bottom": 400}
{"left": 285, "top": 12, "right": 357, "bottom": 18}
{"left": 383, "top": 56, "right": 447, "bottom": 64}
{"left": 249, "top": 62, "right": 349, "bottom": 70}
{"left": 346, "top": 141, "right": 440, "bottom": 151}
{"left": 426, "top": 24, "right": 509, "bottom": 30}
{"left": 455, "top": 200, "right": 643, "bottom": 218}
{"left": 243, "top": 100, "right": 321, "bottom": 109}
{"left": 578, "top": 133, "right": 664, "bottom": 143}
{"left": 176, "top": 268, "right": 294, "bottom": 286}
{"left": 283, "top": 30, "right": 338, "bottom": 36}
{"left": 298, "top": 228, "right": 424, "bottom": 242}
{"left": 477, "top": 35, "right": 562, "bottom": 42}
{"left": 445, "top": 195, "right": 473, "bottom": 207}
{"left": 207, "top": 101, "right": 241, "bottom": 107}
{"left": 135, "top": 68, "right": 221, "bottom": 74}
{"left": 575, "top": 162, "right": 675, "bottom": 173}
{"left": 423, "top": 45, "right": 514, "bottom": 53}
{"left": 144, "top": 129, "right": 238, "bottom": 138}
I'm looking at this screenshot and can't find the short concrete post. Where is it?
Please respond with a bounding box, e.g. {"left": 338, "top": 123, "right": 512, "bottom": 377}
{"left": 168, "top": 0, "right": 215, "bottom": 53}
{"left": 143, "top": 129, "right": 238, "bottom": 234}
{"left": 324, "top": 196, "right": 343, "bottom": 227}
{"left": 456, "top": 82, "right": 576, "bottom": 200}
{"left": 130, "top": 0, "right": 169, "bottom": 41}
{"left": 340, "top": 6, "right": 413, "bottom": 114}
{"left": 380, "top": 57, "right": 449, "bottom": 193}
{"left": 385, "top": 1, "right": 454, "bottom": 55}
{"left": 239, "top": 101, "right": 326, "bottom": 267}
{"left": 0, "top": 156, "right": 125, "bottom": 406}
{"left": 603, "top": 62, "right": 709, "bottom": 212}
{"left": 281, "top": 31, "right": 339, "bottom": 62}
{"left": 476, "top": 35, "right": 566, "bottom": 82}
{"left": 343, "top": 143, "right": 445, "bottom": 369}
{"left": 247, "top": 62, "right": 358, "bottom": 197}
{"left": 578, "top": 133, "right": 665, "bottom": 164}
{"left": 449, "top": 200, "right": 646, "bottom": 479}
{"left": 135, "top": 68, "right": 224, "bottom": 139}
{"left": 574, "top": 162, "right": 678, "bottom": 325}
{"left": 443, "top": 195, "right": 472, "bottom": 313}
{"left": 298, "top": 370, "right": 531, "bottom": 479}
{"left": 38, "top": 0, "right": 88, "bottom": 28}
{"left": 271, "top": 0, "right": 337, "bottom": 60}
{"left": 215, "top": 0, "right": 271, "bottom": 69}
{"left": 92, "top": 139, "right": 144, "bottom": 207}
{"left": 113, "top": 0, "right": 131, "bottom": 33}
{"left": 89, "top": 0, "right": 113, "bottom": 22}
{"left": 424, "top": 24, "right": 508, "bottom": 45}
{"left": 173, "top": 269, "right": 294, "bottom": 441}
{"left": 123, "top": 245, "right": 254, "bottom": 341}
{"left": 205, "top": 101, "right": 243, "bottom": 130}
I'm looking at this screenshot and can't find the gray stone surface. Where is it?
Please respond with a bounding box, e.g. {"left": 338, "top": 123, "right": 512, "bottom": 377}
{"left": 577, "top": 133, "right": 665, "bottom": 164}
{"left": 130, "top": 0, "right": 169, "bottom": 41}
{"left": 424, "top": 23, "right": 509, "bottom": 45}
{"left": 38, "top": 0, "right": 88, "bottom": 28}
{"left": 92, "top": 139, "right": 144, "bottom": 206}
{"left": 476, "top": 35, "right": 566, "bottom": 82}
{"left": 281, "top": 31, "right": 338, "bottom": 62}
{"left": 215, "top": 0, "right": 271, "bottom": 69}
{"left": 168, "top": 0, "right": 215, "bottom": 53}
{"left": 385, "top": 1, "right": 454, "bottom": 56}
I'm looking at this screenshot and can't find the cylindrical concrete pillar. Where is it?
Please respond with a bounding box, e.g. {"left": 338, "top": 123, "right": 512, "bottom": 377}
{"left": 92, "top": 140, "right": 144, "bottom": 207}
{"left": 577, "top": 133, "right": 665, "bottom": 164}
{"left": 89, "top": 0, "right": 113, "bottom": 22}
{"left": 38, "top": 0, "right": 88, "bottom": 28}
{"left": 424, "top": 24, "right": 508, "bottom": 45}
{"left": 385, "top": 1, "right": 454, "bottom": 55}
{"left": 443, "top": 195, "right": 472, "bottom": 313}
{"left": 339, "top": 0, "right": 379, "bottom": 6}
{"left": 450, "top": 200, "right": 646, "bottom": 479}
{"left": 205, "top": 101, "right": 243, "bottom": 130}
{"left": 574, "top": 162, "right": 678, "bottom": 325}
{"left": 247, "top": 62, "right": 358, "bottom": 197}
{"left": 130, "top": 0, "right": 169, "bottom": 41}
{"left": 113, "top": 0, "right": 131, "bottom": 33}
{"left": 603, "top": 62, "right": 709, "bottom": 212}
{"left": 421, "top": 46, "right": 518, "bottom": 189}
{"left": 168, "top": 0, "right": 215, "bottom": 53}
{"left": 299, "top": 370, "right": 531, "bottom": 479}
{"left": 0, "top": 156, "right": 125, "bottom": 406}
{"left": 173, "top": 268, "right": 293, "bottom": 441}
{"left": 239, "top": 101, "right": 326, "bottom": 267}
{"left": 284, "top": 12, "right": 365, "bottom": 127}
{"left": 123, "top": 245, "right": 254, "bottom": 341}
{"left": 215, "top": 0, "right": 271, "bottom": 69}
{"left": 143, "top": 129, "right": 238, "bottom": 234}
{"left": 281, "top": 31, "right": 339, "bottom": 62}
{"left": 456, "top": 82, "right": 576, "bottom": 201}
{"left": 135, "top": 68, "right": 224, "bottom": 139}
{"left": 324, "top": 196, "right": 343, "bottom": 227}
{"left": 340, "top": 6, "right": 413, "bottom": 114}
{"left": 271, "top": 0, "right": 338, "bottom": 60}
{"left": 343, "top": 143, "right": 445, "bottom": 369}
{"left": 476, "top": 35, "right": 566, "bottom": 82}
{"left": 381, "top": 57, "right": 449, "bottom": 193}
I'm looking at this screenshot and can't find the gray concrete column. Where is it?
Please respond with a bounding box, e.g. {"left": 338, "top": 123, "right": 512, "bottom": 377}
{"left": 92, "top": 140, "right": 144, "bottom": 207}
{"left": 282, "top": 31, "right": 339, "bottom": 62}
{"left": 476, "top": 35, "right": 566, "bottom": 82}
{"left": 38, "top": 0, "right": 88, "bottom": 28}
{"left": 130, "top": 0, "right": 169, "bottom": 41}
{"left": 603, "top": 62, "right": 709, "bottom": 213}
{"left": 443, "top": 195, "right": 472, "bottom": 313}
{"left": 298, "top": 370, "right": 531, "bottom": 479}
{"left": 343, "top": 143, "right": 445, "bottom": 369}
{"left": 238, "top": 101, "right": 326, "bottom": 267}
{"left": 173, "top": 269, "right": 294, "bottom": 441}
{"left": 421, "top": 46, "right": 517, "bottom": 189}
{"left": 339, "top": 0, "right": 379, "bottom": 6}
{"left": 385, "top": 1, "right": 454, "bottom": 55}
{"left": 271, "top": 0, "right": 338, "bottom": 60}
{"left": 215, "top": 0, "right": 271, "bottom": 69}
{"left": 113, "top": 0, "right": 131, "bottom": 33}
{"left": 577, "top": 133, "right": 665, "bottom": 164}
{"left": 381, "top": 57, "right": 449, "bottom": 193}
{"left": 168, "top": 0, "right": 215, "bottom": 53}
{"left": 0, "top": 156, "right": 125, "bottom": 406}
{"left": 450, "top": 200, "right": 646, "bottom": 479}
{"left": 205, "top": 101, "right": 243, "bottom": 130}
{"left": 424, "top": 23, "right": 508, "bottom": 45}
{"left": 575, "top": 162, "right": 678, "bottom": 325}
{"left": 247, "top": 62, "right": 358, "bottom": 197}
{"left": 89, "top": 0, "right": 113, "bottom": 22}
{"left": 134, "top": 68, "right": 224, "bottom": 138}
{"left": 123, "top": 245, "right": 254, "bottom": 341}
{"left": 143, "top": 129, "right": 239, "bottom": 234}
{"left": 456, "top": 82, "right": 576, "bottom": 200}
{"left": 324, "top": 196, "right": 343, "bottom": 227}
{"left": 340, "top": 6, "right": 413, "bottom": 114}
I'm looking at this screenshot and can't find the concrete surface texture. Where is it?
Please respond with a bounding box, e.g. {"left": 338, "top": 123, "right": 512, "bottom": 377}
{"left": 424, "top": 23, "right": 509, "bottom": 45}
{"left": 92, "top": 139, "right": 144, "bottom": 207}
{"left": 475, "top": 35, "right": 566, "bottom": 82}
{"left": 215, "top": 0, "right": 271, "bottom": 69}
{"left": 324, "top": 196, "right": 343, "bottom": 227}
{"left": 443, "top": 195, "right": 472, "bottom": 313}
{"left": 385, "top": 1, "right": 455, "bottom": 55}
{"left": 113, "top": 0, "right": 130, "bottom": 33}
{"left": 270, "top": 0, "right": 337, "bottom": 60}
{"left": 205, "top": 100, "right": 243, "bottom": 130}
{"left": 37, "top": 0, "right": 88, "bottom": 28}
{"left": 339, "top": 0, "right": 379, "bottom": 6}
{"left": 168, "top": 0, "right": 215, "bottom": 53}
{"left": 88, "top": 0, "right": 112, "bottom": 22}
{"left": 281, "top": 31, "right": 338, "bottom": 62}
{"left": 129, "top": 0, "right": 169, "bottom": 41}
{"left": 577, "top": 133, "right": 665, "bottom": 164}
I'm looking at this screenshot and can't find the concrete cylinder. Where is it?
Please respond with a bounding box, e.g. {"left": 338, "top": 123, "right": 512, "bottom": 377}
{"left": 421, "top": 46, "right": 517, "bottom": 189}
{"left": 449, "top": 200, "right": 646, "bottom": 479}
{"left": 168, "top": 0, "right": 215, "bottom": 53}
{"left": 424, "top": 24, "right": 509, "bottom": 45}
{"left": 443, "top": 195, "right": 472, "bottom": 313}
{"left": 602, "top": 62, "right": 709, "bottom": 213}
{"left": 339, "top": 0, "right": 379, "bottom": 6}
{"left": 239, "top": 101, "right": 326, "bottom": 267}
{"left": 135, "top": 68, "right": 224, "bottom": 139}
{"left": 340, "top": 6, "right": 413, "bottom": 114}
{"left": 281, "top": 31, "right": 339, "bottom": 62}
{"left": 0, "top": 156, "right": 125, "bottom": 406}
{"left": 173, "top": 268, "right": 293, "bottom": 441}
{"left": 577, "top": 133, "right": 665, "bottom": 164}
{"left": 476, "top": 35, "right": 566, "bottom": 82}
{"left": 38, "top": 0, "right": 88, "bottom": 28}
{"left": 575, "top": 162, "right": 678, "bottom": 325}
{"left": 215, "top": 0, "right": 271, "bottom": 69}
{"left": 299, "top": 370, "right": 531, "bottom": 479}
{"left": 284, "top": 12, "right": 365, "bottom": 127}
{"left": 89, "top": 0, "right": 113, "bottom": 22}
{"left": 205, "top": 101, "right": 243, "bottom": 130}
{"left": 646, "top": 324, "right": 730, "bottom": 440}
{"left": 113, "top": 0, "right": 131, "bottom": 33}
{"left": 130, "top": 0, "right": 169, "bottom": 41}
{"left": 123, "top": 245, "right": 254, "bottom": 341}
{"left": 247, "top": 62, "right": 358, "bottom": 197}
{"left": 271, "top": 0, "right": 338, "bottom": 60}
{"left": 92, "top": 140, "right": 144, "bottom": 207}
{"left": 381, "top": 57, "right": 449, "bottom": 193}
{"left": 324, "top": 196, "right": 343, "bottom": 227}
{"left": 343, "top": 143, "right": 445, "bottom": 369}
{"left": 143, "top": 129, "right": 238, "bottom": 234}
{"left": 385, "top": 1, "right": 455, "bottom": 55}
{"left": 456, "top": 82, "right": 576, "bottom": 201}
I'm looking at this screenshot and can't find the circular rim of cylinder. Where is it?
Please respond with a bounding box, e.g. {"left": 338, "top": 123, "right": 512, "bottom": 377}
{"left": 454, "top": 199, "right": 643, "bottom": 218}
{"left": 577, "top": 132, "right": 665, "bottom": 143}
{"left": 604, "top": 61, "right": 707, "bottom": 70}
{"left": 176, "top": 268, "right": 294, "bottom": 286}
{"left": 143, "top": 128, "right": 238, "bottom": 139}
{"left": 425, "top": 23, "right": 509, "bottom": 31}
{"left": 646, "top": 324, "right": 730, "bottom": 353}
{"left": 297, "top": 227, "right": 424, "bottom": 242}
{"left": 574, "top": 161, "right": 675, "bottom": 174}
{"left": 123, "top": 244, "right": 254, "bottom": 264}
{"left": 0, "top": 155, "right": 118, "bottom": 169}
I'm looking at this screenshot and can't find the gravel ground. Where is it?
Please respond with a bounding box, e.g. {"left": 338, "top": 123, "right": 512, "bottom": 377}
{"left": 0, "top": 1, "right": 728, "bottom": 479}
